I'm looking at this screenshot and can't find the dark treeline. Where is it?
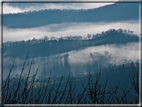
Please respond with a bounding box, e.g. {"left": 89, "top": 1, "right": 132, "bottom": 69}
{"left": 3, "top": 29, "right": 139, "bottom": 58}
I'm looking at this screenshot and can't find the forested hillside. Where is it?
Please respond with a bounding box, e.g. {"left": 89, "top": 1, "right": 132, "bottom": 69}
{"left": 3, "top": 29, "right": 139, "bottom": 58}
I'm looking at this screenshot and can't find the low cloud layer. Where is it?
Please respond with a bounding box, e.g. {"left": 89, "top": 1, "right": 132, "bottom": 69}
{"left": 68, "top": 42, "right": 139, "bottom": 75}
{"left": 3, "top": 20, "right": 139, "bottom": 43}
{"left": 68, "top": 42, "right": 139, "bottom": 66}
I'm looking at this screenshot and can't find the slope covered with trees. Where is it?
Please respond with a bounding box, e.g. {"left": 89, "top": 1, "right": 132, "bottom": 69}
{"left": 3, "top": 3, "right": 139, "bottom": 28}
{"left": 3, "top": 29, "right": 139, "bottom": 58}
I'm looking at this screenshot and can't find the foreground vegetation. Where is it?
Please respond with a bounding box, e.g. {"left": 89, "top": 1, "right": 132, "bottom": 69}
{"left": 2, "top": 53, "right": 139, "bottom": 104}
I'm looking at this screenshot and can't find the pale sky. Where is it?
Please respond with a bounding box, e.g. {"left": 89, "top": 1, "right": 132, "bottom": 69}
{"left": 1, "top": 0, "right": 121, "bottom": 14}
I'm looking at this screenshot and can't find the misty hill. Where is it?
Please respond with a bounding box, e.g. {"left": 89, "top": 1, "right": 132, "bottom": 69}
{"left": 3, "top": 29, "right": 139, "bottom": 58}
{"left": 3, "top": 3, "right": 139, "bottom": 28}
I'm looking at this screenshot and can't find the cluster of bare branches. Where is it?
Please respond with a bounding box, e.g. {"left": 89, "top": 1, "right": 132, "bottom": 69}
{"left": 3, "top": 52, "right": 39, "bottom": 104}
{"left": 2, "top": 54, "right": 139, "bottom": 104}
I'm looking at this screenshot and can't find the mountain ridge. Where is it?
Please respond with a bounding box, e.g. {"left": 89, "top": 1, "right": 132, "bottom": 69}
{"left": 3, "top": 3, "right": 139, "bottom": 28}
{"left": 3, "top": 29, "right": 139, "bottom": 58}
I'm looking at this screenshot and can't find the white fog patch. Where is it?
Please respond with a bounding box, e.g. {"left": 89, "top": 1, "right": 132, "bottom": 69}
{"left": 3, "top": 2, "right": 115, "bottom": 14}
{"left": 3, "top": 4, "right": 24, "bottom": 14}
{"left": 68, "top": 42, "right": 139, "bottom": 66}
{"left": 3, "top": 21, "right": 139, "bottom": 42}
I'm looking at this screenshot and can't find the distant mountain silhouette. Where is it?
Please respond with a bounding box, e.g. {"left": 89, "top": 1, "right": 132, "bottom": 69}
{"left": 3, "top": 29, "right": 139, "bottom": 58}
{"left": 3, "top": 3, "right": 139, "bottom": 28}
